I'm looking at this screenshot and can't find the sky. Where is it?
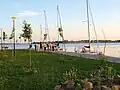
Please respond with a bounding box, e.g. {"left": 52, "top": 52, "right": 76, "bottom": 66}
{"left": 0, "top": 0, "right": 120, "bottom": 42}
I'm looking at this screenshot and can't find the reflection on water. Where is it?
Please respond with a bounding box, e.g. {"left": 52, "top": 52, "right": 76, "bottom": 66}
{"left": 0, "top": 43, "right": 120, "bottom": 58}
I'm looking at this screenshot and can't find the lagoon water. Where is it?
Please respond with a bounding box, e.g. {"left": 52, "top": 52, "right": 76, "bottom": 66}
{"left": 0, "top": 43, "right": 120, "bottom": 58}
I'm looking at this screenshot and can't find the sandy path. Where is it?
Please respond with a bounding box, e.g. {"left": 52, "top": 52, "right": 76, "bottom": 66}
{"left": 52, "top": 51, "right": 120, "bottom": 63}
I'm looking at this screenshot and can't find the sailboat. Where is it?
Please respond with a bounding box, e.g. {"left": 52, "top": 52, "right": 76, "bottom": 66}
{"left": 81, "top": 0, "right": 100, "bottom": 54}
{"left": 57, "top": 5, "right": 66, "bottom": 52}
{"left": 85, "top": 0, "right": 91, "bottom": 52}
{"left": 43, "top": 10, "right": 50, "bottom": 43}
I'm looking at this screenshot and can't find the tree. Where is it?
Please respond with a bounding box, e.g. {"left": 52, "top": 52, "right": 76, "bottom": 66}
{"left": 9, "top": 28, "right": 14, "bottom": 44}
{"left": 3, "top": 31, "right": 7, "bottom": 41}
{"left": 9, "top": 27, "right": 15, "bottom": 40}
{"left": 21, "top": 20, "right": 32, "bottom": 42}
{"left": 21, "top": 20, "right": 33, "bottom": 71}
{"left": 3, "top": 31, "right": 8, "bottom": 48}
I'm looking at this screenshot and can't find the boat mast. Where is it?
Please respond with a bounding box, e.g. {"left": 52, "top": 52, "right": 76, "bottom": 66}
{"left": 102, "top": 29, "right": 106, "bottom": 55}
{"left": 86, "top": 0, "right": 91, "bottom": 51}
{"left": 57, "top": 5, "right": 62, "bottom": 29}
{"left": 40, "top": 25, "right": 42, "bottom": 42}
{"left": 44, "top": 10, "right": 50, "bottom": 42}
{"left": 57, "top": 6, "right": 59, "bottom": 43}
{"left": 57, "top": 5, "right": 66, "bottom": 52}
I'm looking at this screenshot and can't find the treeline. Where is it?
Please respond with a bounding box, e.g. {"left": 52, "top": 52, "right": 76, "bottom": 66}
{"left": 33, "top": 40, "right": 120, "bottom": 44}
{"left": 63, "top": 40, "right": 120, "bottom": 43}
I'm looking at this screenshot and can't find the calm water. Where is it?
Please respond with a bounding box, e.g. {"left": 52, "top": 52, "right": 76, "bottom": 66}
{"left": 0, "top": 43, "right": 120, "bottom": 58}
{"left": 62, "top": 43, "right": 120, "bottom": 58}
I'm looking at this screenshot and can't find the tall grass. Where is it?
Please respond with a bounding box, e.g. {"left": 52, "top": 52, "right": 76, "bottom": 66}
{"left": 0, "top": 50, "right": 120, "bottom": 89}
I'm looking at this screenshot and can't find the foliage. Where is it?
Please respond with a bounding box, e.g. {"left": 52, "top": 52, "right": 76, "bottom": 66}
{"left": 86, "top": 61, "right": 117, "bottom": 89}
{"left": 21, "top": 20, "right": 32, "bottom": 42}
{"left": 19, "top": 36, "right": 21, "bottom": 39}
{"left": 63, "top": 67, "right": 78, "bottom": 82}
{"left": 3, "top": 31, "right": 7, "bottom": 41}
{"left": 61, "top": 67, "right": 83, "bottom": 89}
{"left": 59, "top": 60, "right": 118, "bottom": 89}
{"left": 21, "top": 21, "right": 33, "bottom": 72}
{"left": 9, "top": 36, "right": 13, "bottom": 40}
{"left": 9, "top": 25, "right": 15, "bottom": 40}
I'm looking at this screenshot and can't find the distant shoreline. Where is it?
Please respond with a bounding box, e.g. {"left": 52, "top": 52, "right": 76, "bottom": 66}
{"left": 33, "top": 41, "right": 120, "bottom": 44}
{"left": 0, "top": 42, "right": 120, "bottom": 45}
{"left": 33, "top": 40, "right": 120, "bottom": 44}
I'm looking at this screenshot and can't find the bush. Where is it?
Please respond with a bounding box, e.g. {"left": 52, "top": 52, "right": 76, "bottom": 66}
{"left": 56, "top": 62, "right": 119, "bottom": 89}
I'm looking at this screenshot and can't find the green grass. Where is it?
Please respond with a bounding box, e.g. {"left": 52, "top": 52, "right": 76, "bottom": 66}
{"left": 0, "top": 50, "right": 120, "bottom": 90}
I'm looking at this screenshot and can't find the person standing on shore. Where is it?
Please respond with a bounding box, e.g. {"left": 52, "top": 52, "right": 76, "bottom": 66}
{"left": 43, "top": 43, "right": 47, "bottom": 51}
{"left": 46, "top": 43, "right": 49, "bottom": 50}
{"left": 52, "top": 45, "right": 54, "bottom": 51}
{"left": 34, "top": 44, "right": 36, "bottom": 51}
{"left": 40, "top": 42, "right": 42, "bottom": 49}
{"left": 50, "top": 42, "right": 55, "bottom": 51}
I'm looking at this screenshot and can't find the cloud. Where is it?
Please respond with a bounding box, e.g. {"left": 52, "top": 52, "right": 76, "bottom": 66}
{"left": 17, "top": 11, "right": 41, "bottom": 17}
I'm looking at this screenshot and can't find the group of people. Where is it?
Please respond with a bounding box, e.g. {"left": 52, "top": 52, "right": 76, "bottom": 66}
{"left": 43, "top": 42, "right": 60, "bottom": 51}
{"left": 34, "top": 42, "right": 60, "bottom": 51}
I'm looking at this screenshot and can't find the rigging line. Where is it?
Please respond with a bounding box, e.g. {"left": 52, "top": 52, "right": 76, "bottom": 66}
{"left": 57, "top": 5, "right": 62, "bottom": 29}
{"left": 89, "top": 4, "right": 100, "bottom": 52}
{"left": 44, "top": 10, "right": 50, "bottom": 42}
{"left": 40, "top": 25, "right": 42, "bottom": 42}
{"left": 102, "top": 29, "right": 107, "bottom": 55}
{"left": 57, "top": 5, "right": 60, "bottom": 43}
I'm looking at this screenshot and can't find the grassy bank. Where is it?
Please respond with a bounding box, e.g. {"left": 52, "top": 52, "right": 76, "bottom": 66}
{"left": 0, "top": 50, "right": 120, "bottom": 90}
